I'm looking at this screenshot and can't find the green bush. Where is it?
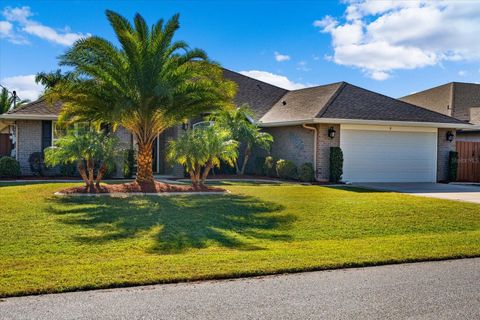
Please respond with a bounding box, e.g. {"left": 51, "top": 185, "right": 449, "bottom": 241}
{"left": 448, "top": 151, "right": 458, "bottom": 182}
{"left": 123, "top": 149, "right": 135, "bottom": 179}
{"left": 28, "top": 152, "right": 45, "bottom": 176}
{"left": 298, "top": 162, "right": 315, "bottom": 182}
{"left": 252, "top": 156, "right": 265, "bottom": 175}
{"left": 0, "top": 156, "right": 21, "bottom": 178}
{"left": 329, "top": 147, "right": 343, "bottom": 183}
{"left": 276, "top": 159, "right": 298, "bottom": 180}
{"left": 263, "top": 156, "right": 276, "bottom": 177}
{"left": 60, "top": 163, "right": 76, "bottom": 177}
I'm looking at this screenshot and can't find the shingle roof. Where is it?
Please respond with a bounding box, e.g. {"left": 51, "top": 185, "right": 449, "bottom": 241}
{"left": 5, "top": 98, "right": 62, "bottom": 116}
{"left": 259, "top": 82, "right": 466, "bottom": 125}
{"left": 222, "top": 69, "right": 288, "bottom": 120}
{"left": 2, "top": 70, "right": 465, "bottom": 125}
{"left": 321, "top": 83, "right": 466, "bottom": 124}
{"left": 259, "top": 82, "right": 343, "bottom": 123}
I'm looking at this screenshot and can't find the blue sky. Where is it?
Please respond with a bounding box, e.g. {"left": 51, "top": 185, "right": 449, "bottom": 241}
{"left": 1, "top": 0, "right": 479, "bottom": 101}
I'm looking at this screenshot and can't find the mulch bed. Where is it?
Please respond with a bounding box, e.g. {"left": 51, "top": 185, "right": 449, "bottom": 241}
{"left": 58, "top": 181, "right": 226, "bottom": 194}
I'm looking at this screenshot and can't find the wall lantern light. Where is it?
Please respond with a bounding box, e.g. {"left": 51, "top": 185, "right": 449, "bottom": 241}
{"left": 446, "top": 131, "right": 455, "bottom": 142}
{"left": 328, "top": 127, "right": 336, "bottom": 139}
{"left": 182, "top": 121, "right": 189, "bottom": 131}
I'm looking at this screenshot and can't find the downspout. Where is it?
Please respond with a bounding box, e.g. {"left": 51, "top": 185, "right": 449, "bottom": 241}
{"left": 302, "top": 124, "right": 318, "bottom": 181}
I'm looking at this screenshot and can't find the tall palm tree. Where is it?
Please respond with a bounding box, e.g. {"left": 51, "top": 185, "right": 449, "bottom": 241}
{"left": 44, "top": 10, "right": 236, "bottom": 184}
{"left": 0, "top": 87, "right": 30, "bottom": 114}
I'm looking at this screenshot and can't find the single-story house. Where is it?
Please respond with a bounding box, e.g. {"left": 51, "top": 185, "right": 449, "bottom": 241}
{"left": 400, "top": 82, "right": 480, "bottom": 141}
{"left": 0, "top": 69, "right": 472, "bottom": 182}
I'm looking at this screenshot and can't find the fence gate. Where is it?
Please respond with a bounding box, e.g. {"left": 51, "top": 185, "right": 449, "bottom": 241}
{"left": 457, "top": 141, "right": 480, "bottom": 182}
{"left": 0, "top": 134, "right": 12, "bottom": 157}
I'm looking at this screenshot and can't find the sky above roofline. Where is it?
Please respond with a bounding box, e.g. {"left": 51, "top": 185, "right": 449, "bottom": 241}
{"left": 1, "top": 0, "right": 479, "bottom": 102}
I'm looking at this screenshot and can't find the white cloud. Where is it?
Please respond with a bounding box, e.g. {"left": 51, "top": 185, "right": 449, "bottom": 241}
{"left": 1, "top": 75, "right": 44, "bottom": 101}
{"left": 2, "top": 6, "right": 89, "bottom": 46}
{"left": 239, "top": 70, "right": 307, "bottom": 90}
{"left": 296, "top": 60, "right": 310, "bottom": 72}
{"left": 458, "top": 70, "right": 467, "bottom": 77}
{"left": 314, "top": 0, "right": 480, "bottom": 80}
{"left": 274, "top": 51, "right": 290, "bottom": 62}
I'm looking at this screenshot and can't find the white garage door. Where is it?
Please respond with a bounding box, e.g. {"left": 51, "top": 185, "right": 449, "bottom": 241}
{"left": 340, "top": 125, "right": 437, "bottom": 183}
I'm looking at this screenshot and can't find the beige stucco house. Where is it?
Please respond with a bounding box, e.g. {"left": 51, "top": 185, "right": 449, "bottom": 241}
{"left": 0, "top": 69, "right": 472, "bottom": 182}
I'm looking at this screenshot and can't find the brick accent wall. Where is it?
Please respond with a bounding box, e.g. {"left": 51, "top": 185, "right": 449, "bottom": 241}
{"left": 16, "top": 120, "right": 42, "bottom": 175}
{"left": 437, "top": 128, "right": 456, "bottom": 182}
{"left": 264, "top": 125, "right": 314, "bottom": 167}
{"left": 316, "top": 124, "right": 340, "bottom": 181}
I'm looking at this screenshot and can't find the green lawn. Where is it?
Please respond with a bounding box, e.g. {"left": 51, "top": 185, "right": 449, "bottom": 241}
{"left": 1, "top": 181, "right": 479, "bottom": 297}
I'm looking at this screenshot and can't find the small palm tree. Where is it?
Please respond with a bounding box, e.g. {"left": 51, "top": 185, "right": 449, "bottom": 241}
{"left": 44, "top": 129, "right": 124, "bottom": 192}
{"left": 213, "top": 105, "right": 273, "bottom": 175}
{"left": 0, "top": 87, "right": 30, "bottom": 114}
{"left": 44, "top": 11, "right": 236, "bottom": 185}
{"left": 167, "top": 126, "right": 238, "bottom": 188}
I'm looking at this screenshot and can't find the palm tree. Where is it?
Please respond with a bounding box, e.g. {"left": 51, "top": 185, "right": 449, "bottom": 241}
{"left": 213, "top": 105, "right": 273, "bottom": 175}
{"left": 44, "top": 129, "right": 124, "bottom": 192}
{"left": 167, "top": 125, "right": 238, "bottom": 188}
{"left": 0, "top": 87, "right": 30, "bottom": 114}
{"left": 35, "top": 69, "right": 73, "bottom": 90}
{"left": 44, "top": 10, "right": 236, "bottom": 185}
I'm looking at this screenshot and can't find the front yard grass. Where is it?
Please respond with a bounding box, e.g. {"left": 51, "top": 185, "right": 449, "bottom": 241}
{"left": 1, "top": 181, "right": 479, "bottom": 297}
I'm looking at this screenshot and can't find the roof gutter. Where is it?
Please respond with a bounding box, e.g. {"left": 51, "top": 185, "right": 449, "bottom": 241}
{"left": 259, "top": 118, "right": 472, "bottom": 129}
{"left": 0, "top": 114, "right": 59, "bottom": 121}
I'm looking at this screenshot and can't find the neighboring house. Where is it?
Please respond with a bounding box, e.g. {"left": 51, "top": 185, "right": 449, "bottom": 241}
{"left": 0, "top": 69, "right": 471, "bottom": 182}
{"left": 400, "top": 82, "right": 480, "bottom": 141}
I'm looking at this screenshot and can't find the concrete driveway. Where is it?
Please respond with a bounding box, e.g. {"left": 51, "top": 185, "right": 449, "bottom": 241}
{"left": 355, "top": 182, "right": 480, "bottom": 204}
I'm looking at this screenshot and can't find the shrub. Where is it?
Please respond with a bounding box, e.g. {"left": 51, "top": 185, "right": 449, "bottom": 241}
{"left": 276, "top": 159, "right": 298, "bottom": 180}
{"left": 60, "top": 163, "right": 76, "bottom": 177}
{"left": 28, "top": 152, "right": 45, "bottom": 176}
{"left": 448, "top": 151, "right": 458, "bottom": 182}
{"left": 298, "top": 162, "right": 315, "bottom": 182}
{"left": 0, "top": 156, "right": 21, "bottom": 178}
{"left": 251, "top": 156, "right": 265, "bottom": 175}
{"left": 123, "top": 149, "right": 135, "bottom": 179}
{"left": 329, "top": 147, "right": 343, "bottom": 183}
{"left": 263, "top": 156, "right": 276, "bottom": 177}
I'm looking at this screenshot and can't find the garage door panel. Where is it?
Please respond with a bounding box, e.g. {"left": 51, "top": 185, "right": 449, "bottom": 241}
{"left": 340, "top": 128, "right": 437, "bottom": 183}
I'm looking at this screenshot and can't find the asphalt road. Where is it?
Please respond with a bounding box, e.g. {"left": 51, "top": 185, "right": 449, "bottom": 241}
{"left": 1, "top": 258, "right": 479, "bottom": 320}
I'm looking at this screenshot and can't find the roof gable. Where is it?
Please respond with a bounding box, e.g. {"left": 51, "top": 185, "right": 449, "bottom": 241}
{"left": 259, "top": 82, "right": 343, "bottom": 123}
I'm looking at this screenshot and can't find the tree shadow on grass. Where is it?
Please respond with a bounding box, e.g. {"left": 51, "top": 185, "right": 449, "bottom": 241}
{"left": 48, "top": 194, "right": 293, "bottom": 254}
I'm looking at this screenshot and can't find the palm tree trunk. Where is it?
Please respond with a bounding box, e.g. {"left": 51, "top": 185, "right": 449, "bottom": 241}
{"left": 86, "top": 158, "right": 95, "bottom": 192}
{"left": 95, "top": 163, "right": 107, "bottom": 188}
{"left": 201, "top": 160, "right": 213, "bottom": 186}
{"left": 239, "top": 146, "right": 251, "bottom": 175}
{"left": 136, "top": 142, "right": 154, "bottom": 185}
{"left": 77, "top": 160, "right": 89, "bottom": 187}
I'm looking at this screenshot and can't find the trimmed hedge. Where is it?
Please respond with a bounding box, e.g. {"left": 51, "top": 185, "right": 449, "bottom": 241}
{"left": 448, "top": 151, "right": 458, "bottom": 182}
{"left": 252, "top": 156, "right": 265, "bottom": 176}
{"left": 0, "top": 156, "right": 21, "bottom": 178}
{"left": 329, "top": 147, "right": 343, "bottom": 183}
{"left": 276, "top": 159, "right": 297, "bottom": 180}
{"left": 298, "top": 162, "right": 315, "bottom": 182}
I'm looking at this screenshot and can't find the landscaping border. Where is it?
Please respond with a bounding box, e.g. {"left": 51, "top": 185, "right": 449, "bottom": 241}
{"left": 53, "top": 190, "right": 231, "bottom": 197}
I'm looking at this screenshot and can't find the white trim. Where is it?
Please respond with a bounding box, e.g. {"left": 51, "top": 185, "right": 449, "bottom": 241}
{"left": 434, "top": 128, "right": 438, "bottom": 182}
{"left": 15, "top": 122, "right": 18, "bottom": 160}
{"left": 0, "top": 114, "right": 58, "bottom": 120}
{"left": 259, "top": 118, "right": 472, "bottom": 129}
